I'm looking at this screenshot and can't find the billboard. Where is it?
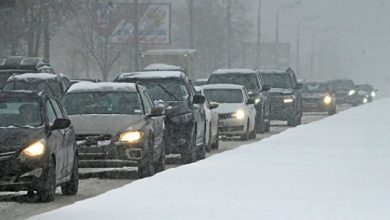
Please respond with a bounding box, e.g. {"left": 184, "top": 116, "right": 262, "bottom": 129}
{"left": 92, "top": 2, "right": 171, "bottom": 44}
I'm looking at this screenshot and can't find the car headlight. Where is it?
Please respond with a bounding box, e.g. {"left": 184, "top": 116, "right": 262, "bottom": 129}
{"left": 231, "top": 110, "right": 245, "bottom": 120}
{"left": 323, "top": 95, "right": 332, "bottom": 104}
{"left": 119, "top": 131, "right": 144, "bottom": 143}
{"left": 371, "top": 91, "right": 376, "bottom": 97}
{"left": 22, "top": 139, "right": 46, "bottom": 157}
{"left": 348, "top": 90, "right": 356, "bottom": 96}
{"left": 170, "top": 113, "right": 193, "bottom": 123}
{"left": 363, "top": 97, "right": 368, "bottom": 103}
{"left": 255, "top": 98, "right": 261, "bottom": 104}
{"left": 283, "top": 95, "right": 295, "bottom": 103}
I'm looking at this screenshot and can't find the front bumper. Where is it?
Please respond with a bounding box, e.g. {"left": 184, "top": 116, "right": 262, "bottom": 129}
{"left": 302, "top": 98, "right": 333, "bottom": 112}
{"left": 218, "top": 117, "right": 247, "bottom": 136}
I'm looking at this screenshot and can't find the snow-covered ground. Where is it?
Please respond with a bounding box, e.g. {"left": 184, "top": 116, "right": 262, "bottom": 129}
{"left": 30, "top": 100, "right": 390, "bottom": 220}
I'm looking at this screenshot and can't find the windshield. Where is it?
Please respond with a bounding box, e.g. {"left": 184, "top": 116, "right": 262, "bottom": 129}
{"left": 204, "top": 89, "right": 243, "bottom": 103}
{"left": 121, "top": 78, "right": 189, "bottom": 102}
{"left": 208, "top": 74, "right": 259, "bottom": 90}
{"left": 3, "top": 80, "right": 62, "bottom": 98}
{"left": 0, "top": 73, "right": 14, "bottom": 89}
{"left": 356, "top": 85, "right": 372, "bottom": 91}
{"left": 61, "top": 92, "right": 142, "bottom": 115}
{"left": 303, "top": 83, "right": 328, "bottom": 93}
{"left": 261, "top": 73, "right": 292, "bottom": 89}
{"left": 329, "top": 80, "right": 354, "bottom": 91}
{"left": 0, "top": 97, "right": 42, "bottom": 127}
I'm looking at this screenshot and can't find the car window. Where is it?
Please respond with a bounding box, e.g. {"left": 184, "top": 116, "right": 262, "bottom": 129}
{"left": 50, "top": 99, "right": 64, "bottom": 118}
{"left": 46, "top": 99, "right": 57, "bottom": 125}
{"left": 142, "top": 91, "right": 152, "bottom": 114}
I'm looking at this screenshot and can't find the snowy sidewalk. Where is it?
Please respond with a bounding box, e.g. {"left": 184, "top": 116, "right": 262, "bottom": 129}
{"left": 30, "top": 99, "right": 390, "bottom": 220}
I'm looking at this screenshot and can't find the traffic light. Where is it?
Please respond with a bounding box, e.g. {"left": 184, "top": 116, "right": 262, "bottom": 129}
{"left": 0, "top": 0, "right": 15, "bottom": 8}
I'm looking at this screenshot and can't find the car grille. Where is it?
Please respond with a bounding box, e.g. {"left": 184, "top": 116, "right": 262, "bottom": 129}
{"left": 0, "top": 151, "right": 16, "bottom": 177}
{"left": 220, "top": 126, "right": 244, "bottom": 132}
{"left": 76, "top": 134, "right": 112, "bottom": 141}
{"left": 218, "top": 113, "right": 233, "bottom": 120}
{"left": 269, "top": 94, "right": 284, "bottom": 107}
{"left": 335, "top": 92, "right": 348, "bottom": 98}
{"left": 303, "top": 98, "right": 321, "bottom": 103}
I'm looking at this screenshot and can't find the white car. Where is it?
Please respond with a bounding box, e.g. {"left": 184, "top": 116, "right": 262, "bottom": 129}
{"left": 195, "top": 86, "right": 220, "bottom": 150}
{"left": 202, "top": 84, "right": 257, "bottom": 140}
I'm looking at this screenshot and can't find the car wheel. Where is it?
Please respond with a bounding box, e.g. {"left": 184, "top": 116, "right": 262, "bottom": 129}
{"left": 196, "top": 127, "right": 206, "bottom": 160}
{"left": 182, "top": 127, "right": 197, "bottom": 164}
{"left": 241, "top": 120, "right": 250, "bottom": 141}
{"left": 154, "top": 139, "right": 166, "bottom": 173}
{"left": 138, "top": 136, "right": 155, "bottom": 178}
{"left": 37, "top": 157, "right": 56, "bottom": 202}
{"left": 61, "top": 154, "right": 79, "bottom": 196}
{"left": 328, "top": 107, "right": 336, "bottom": 115}
{"left": 211, "top": 130, "right": 219, "bottom": 150}
{"left": 206, "top": 126, "right": 212, "bottom": 152}
{"left": 256, "top": 112, "right": 266, "bottom": 134}
{"left": 287, "top": 116, "right": 297, "bottom": 127}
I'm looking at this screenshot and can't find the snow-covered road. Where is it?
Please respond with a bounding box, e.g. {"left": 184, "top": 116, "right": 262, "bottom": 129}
{"left": 0, "top": 109, "right": 341, "bottom": 220}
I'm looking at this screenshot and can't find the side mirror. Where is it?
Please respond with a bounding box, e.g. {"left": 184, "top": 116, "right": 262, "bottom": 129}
{"left": 193, "top": 94, "right": 206, "bottom": 104}
{"left": 149, "top": 106, "right": 165, "bottom": 117}
{"left": 295, "top": 83, "right": 303, "bottom": 90}
{"left": 51, "top": 118, "right": 71, "bottom": 130}
{"left": 209, "top": 103, "right": 219, "bottom": 109}
{"left": 246, "top": 99, "right": 255, "bottom": 105}
{"left": 262, "top": 84, "right": 271, "bottom": 91}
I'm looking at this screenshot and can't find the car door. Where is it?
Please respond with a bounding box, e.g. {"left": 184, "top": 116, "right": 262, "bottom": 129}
{"left": 51, "top": 98, "right": 74, "bottom": 179}
{"left": 45, "top": 99, "right": 67, "bottom": 181}
{"left": 243, "top": 89, "right": 256, "bottom": 131}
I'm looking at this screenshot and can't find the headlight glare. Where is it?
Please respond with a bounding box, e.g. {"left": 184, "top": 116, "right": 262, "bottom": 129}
{"left": 231, "top": 110, "right": 245, "bottom": 120}
{"left": 348, "top": 90, "right": 356, "bottom": 96}
{"left": 23, "top": 139, "right": 46, "bottom": 157}
{"left": 255, "top": 98, "right": 261, "bottom": 104}
{"left": 371, "top": 91, "right": 376, "bottom": 97}
{"left": 283, "top": 95, "right": 295, "bottom": 103}
{"left": 119, "top": 131, "right": 144, "bottom": 143}
{"left": 323, "top": 95, "right": 332, "bottom": 104}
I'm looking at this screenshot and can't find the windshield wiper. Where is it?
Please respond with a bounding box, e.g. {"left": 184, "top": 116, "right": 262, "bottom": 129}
{"left": 157, "top": 84, "right": 179, "bottom": 101}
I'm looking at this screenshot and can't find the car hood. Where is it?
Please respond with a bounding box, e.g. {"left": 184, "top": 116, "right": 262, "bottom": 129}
{"left": 163, "top": 101, "right": 192, "bottom": 118}
{"left": 268, "top": 88, "right": 294, "bottom": 95}
{"left": 302, "top": 93, "right": 327, "bottom": 98}
{"left": 215, "top": 103, "right": 246, "bottom": 114}
{"left": 0, "top": 126, "right": 45, "bottom": 152}
{"left": 69, "top": 114, "right": 145, "bottom": 136}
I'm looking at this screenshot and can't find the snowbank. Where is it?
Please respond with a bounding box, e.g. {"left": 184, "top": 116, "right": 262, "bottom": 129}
{"left": 30, "top": 99, "right": 390, "bottom": 220}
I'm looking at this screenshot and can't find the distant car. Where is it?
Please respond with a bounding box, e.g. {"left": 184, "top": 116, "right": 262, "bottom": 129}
{"left": 0, "top": 56, "right": 53, "bottom": 89}
{"left": 259, "top": 68, "right": 303, "bottom": 127}
{"left": 70, "top": 78, "right": 102, "bottom": 85}
{"left": 208, "top": 69, "right": 271, "bottom": 133}
{"left": 114, "top": 71, "right": 207, "bottom": 163}
{"left": 356, "top": 84, "right": 376, "bottom": 103}
{"left": 61, "top": 82, "right": 166, "bottom": 178}
{"left": 0, "top": 91, "right": 78, "bottom": 202}
{"left": 195, "top": 86, "right": 220, "bottom": 150}
{"left": 3, "top": 73, "right": 71, "bottom": 99}
{"left": 328, "top": 79, "right": 360, "bottom": 106}
{"left": 194, "top": 78, "right": 208, "bottom": 86}
{"left": 202, "top": 84, "right": 256, "bottom": 141}
{"left": 302, "top": 82, "right": 336, "bottom": 115}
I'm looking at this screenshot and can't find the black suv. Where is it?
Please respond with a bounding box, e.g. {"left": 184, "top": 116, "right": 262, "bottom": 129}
{"left": 259, "top": 68, "right": 303, "bottom": 127}
{"left": 0, "top": 56, "right": 54, "bottom": 89}
{"left": 114, "top": 71, "right": 206, "bottom": 163}
{"left": 208, "top": 69, "right": 271, "bottom": 133}
{"left": 0, "top": 91, "right": 78, "bottom": 202}
{"left": 328, "top": 79, "right": 360, "bottom": 106}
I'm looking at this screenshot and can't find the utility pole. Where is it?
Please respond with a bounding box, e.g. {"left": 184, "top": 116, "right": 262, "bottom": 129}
{"left": 133, "top": 0, "right": 139, "bottom": 71}
{"left": 226, "top": 0, "right": 232, "bottom": 68}
{"left": 256, "top": 0, "right": 261, "bottom": 64}
{"left": 43, "top": 0, "right": 50, "bottom": 61}
{"left": 187, "top": 0, "right": 194, "bottom": 49}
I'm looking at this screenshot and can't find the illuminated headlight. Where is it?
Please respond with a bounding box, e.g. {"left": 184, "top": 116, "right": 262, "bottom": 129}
{"left": 348, "top": 90, "right": 356, "bottom": 96}
{"left": 363, "top": 97, "right": 368, "bottom": 103}
{"left": 231, "top": 110, "right": 245, "bottom": 120}
{"left": 283, "top": 95, "right": 295, "bottom": 103}
{"left": 119, "top": 131, "right": 144, "bottom": 143}
{"left": 323, "top": 95, "right": 332, "bottom": 104}
{"left": 371, "top": 91, "right": 376, "bottom": 97}
{"left": 255, "top": 98, "right": 261, "bottom": 104}
{"left": 22, "top": 139, "right": 46, "bottom": 157}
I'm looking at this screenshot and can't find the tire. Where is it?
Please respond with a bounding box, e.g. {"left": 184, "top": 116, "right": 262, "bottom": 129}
{"left": 211, "top": 130, "right": 219, "bottom": 150}
{"left": 182, "top": 127, "right": 197, "bottom": 164}
{"left": 241, "top": 120, "right": 250, "bottom": 141}
{"left": 255, "top": 111, "right": 266, "bottom": 134}
{"left": 206, "top": 126, "right": 212, "bottom": 152}
{"left": 328, "top": 107, "right": 336, "bottom": 115}
{"left": 265, "top": 119, "right": 271, "bottom": 132}
{"left": 138, "top": 136, "right": 155, "bottom": 178}
{"left": 37, "top": 157, "right": 56, "bottom": 202}
{"left": 196, "top": 128, "right": 206, "bottom": 160}
{"left": 154, "top": 139, "right": 166, "bottom": 173}
{"left": 287, "top": 117, "right": 296, "bottom": 127}
{"left": 61, "top": 154, "right": 79, "bottom": 196}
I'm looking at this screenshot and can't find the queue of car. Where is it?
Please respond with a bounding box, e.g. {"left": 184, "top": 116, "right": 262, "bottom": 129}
{"left": 0, "top": 55, "right": 378, "bottom": 203}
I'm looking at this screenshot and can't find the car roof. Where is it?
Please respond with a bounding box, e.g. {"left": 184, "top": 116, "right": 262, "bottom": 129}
{"left": 212, "top": 69, "right": 257, "bottom": 74}
{"left": 0, "top": 56, "right": 50, "bottom": 71}
{"left": 118, "top": 71, "right": 186, "bottom": 80}
{"left": 67, "top": 82, "right": 140, "bottom": 93}
{"left": 201, "top": 84, "right": 245, "bottom": 90}
{"left": 0, "top": 90, "right": 46, "bottom": 99}
{"left": 142, "top": 49, "right": 197, "bottom": 56}
{"left": 304, "top": 81, "right": 328, "bottom": 85}
{"left": 144, "top": 63, "right": 183, "bottom": 71}
{"left": 9, "top": 73, "right": 58, "bottom": 80}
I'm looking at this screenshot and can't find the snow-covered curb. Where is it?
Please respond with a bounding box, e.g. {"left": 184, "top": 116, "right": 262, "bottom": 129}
{"left": 30, "top": 99, "right": 390, "bottom": 220}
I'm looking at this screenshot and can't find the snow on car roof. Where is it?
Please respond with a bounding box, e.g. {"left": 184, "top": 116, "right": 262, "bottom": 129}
{"left": 201, "top": 84, "right": 244, "bottom": 90}
{"left": 118, "top": 71, "right": 186, "bottom": 80}
{"left": 11, "top": 73, "right": 57, "bottom": 80}
{"left": 212, "top": 69, "right": 257, "bottom": 74}
{"left": 258, "top": 68, "right": 288, "bottom": 74}
{"left": 144, "top": 63, "right": 183, "bottom": 71}
{"left": 142, "top": 49, "right": 197, "bottom": 55}
{"left": 196, "top": 78, "right": 208, "bottom": 82}
{"left": 67, "top": 82, "right": 139, "bottom": 93}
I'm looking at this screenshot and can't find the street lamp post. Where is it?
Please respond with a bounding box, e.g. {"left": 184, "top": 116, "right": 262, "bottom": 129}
{"left": 275, "top": 1, "right": 301, "bottom": 43}
{"left": 296, "top": 15, "right": 319, "bottom": 77}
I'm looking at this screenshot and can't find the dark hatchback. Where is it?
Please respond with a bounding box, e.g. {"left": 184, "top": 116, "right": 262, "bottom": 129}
{"left": 115, "top": 71, "right": 206, "bottom": 163}
{"left": 302, "top": 82, "right": 336, "bottom": 115}
{"left": 0, "top": 91, "right": 78, "bottom": 202}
